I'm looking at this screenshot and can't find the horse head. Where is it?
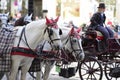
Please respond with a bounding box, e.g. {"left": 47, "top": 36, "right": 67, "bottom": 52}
{"left": 63, "top": 27, "right": 84, "bottom": 61}
{"left": 0, "top": 12, "right": 9, "bottom": 25}
{"left": 43, "top": 16, "right": 62, "bottom": 50}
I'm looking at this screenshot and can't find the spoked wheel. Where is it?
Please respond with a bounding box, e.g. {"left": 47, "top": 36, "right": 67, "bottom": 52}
{"left": 104, "top": 61, "right": 120, "bottom": 80}
{"left": 79, "top": 56, "right": 103, "bottom": 80}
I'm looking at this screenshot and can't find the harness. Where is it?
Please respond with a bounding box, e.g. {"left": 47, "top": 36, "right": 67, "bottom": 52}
{"left": 11, "top": 27, "right": 37, "bottom": 57}
{"left": 36, "top": 41, "right": 61, "bottom": 60}
{"left": 12, "top": 26, "right": 61, "bottom": 57}
{"left": 62, "top": 35, "right": 83, "bottom": 61}
{"left": 44, "top": 26, "right": 61, "bottom": 44}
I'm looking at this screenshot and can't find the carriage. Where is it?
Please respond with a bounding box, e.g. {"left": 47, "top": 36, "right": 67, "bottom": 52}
{"left": 35, "top": 27, "right": 120, "bottom": 80}
{"left": 78, "top": 28, "right": 120, "bottom": 80}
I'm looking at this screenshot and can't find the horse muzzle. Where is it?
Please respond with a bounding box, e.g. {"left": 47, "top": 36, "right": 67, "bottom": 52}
{"left": 76, "top": 52, "right": 85, "bottom": 61}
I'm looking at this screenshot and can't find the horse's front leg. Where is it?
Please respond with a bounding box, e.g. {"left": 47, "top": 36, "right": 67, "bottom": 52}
{"left": 9, "top": 56, "right": 20, "bottom": 80}
{"left": 43, "top": 61, "right": 55, "bottom": 80}
{"left": 21, "top": 58, "right": 34, "bottom": 80}
{"left": 36, "top": 61, "right": 44, "bottom": 80}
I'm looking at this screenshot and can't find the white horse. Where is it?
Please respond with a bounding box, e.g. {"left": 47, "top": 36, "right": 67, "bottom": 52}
{"left": 36, "top": 27, "right": 85, "bottom": 80}
{"left": 7, "top": 16, "right": 62, "bottom": 80}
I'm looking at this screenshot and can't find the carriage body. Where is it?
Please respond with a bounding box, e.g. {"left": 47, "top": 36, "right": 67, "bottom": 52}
{"left": 79, "top": 29, "right": 120, "bottom": 80}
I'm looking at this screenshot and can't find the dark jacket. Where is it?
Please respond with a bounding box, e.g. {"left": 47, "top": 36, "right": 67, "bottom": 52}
{"left": 89, "top": 12, "right": 106, "bottom": 29}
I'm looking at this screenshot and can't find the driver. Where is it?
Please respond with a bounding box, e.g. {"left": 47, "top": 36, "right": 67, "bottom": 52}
{"left": 89, "top": 3, "right": 114, "bottom": 44}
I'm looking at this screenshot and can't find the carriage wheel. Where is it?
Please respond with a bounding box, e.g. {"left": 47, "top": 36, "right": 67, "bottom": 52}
{"left": 79, "top": 56, "right": 103, "bottom": 80}
{"left": 104, "top": 61, "right": 120, "bottom": 80}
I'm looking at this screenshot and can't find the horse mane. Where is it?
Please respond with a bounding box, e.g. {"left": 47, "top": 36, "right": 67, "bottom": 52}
{"left": 26, "top": 19, "right": 46, "bottom": 30}
{"left": 14, "top": 16, "right": 25, "bottom": 26}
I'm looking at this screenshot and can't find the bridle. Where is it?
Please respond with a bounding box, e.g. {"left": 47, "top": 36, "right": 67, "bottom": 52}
{"left": 69, "top": 36, "right": 82, "bottom": 54}
{"left": 44, "top": 24, "right": 61, "bottom": 44}
{"left": 64, "top": 35, "right": 83, "bottom": 61}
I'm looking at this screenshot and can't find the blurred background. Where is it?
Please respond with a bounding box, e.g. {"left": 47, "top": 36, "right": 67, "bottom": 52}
{"left": 0, "top": 0, "right": 119, "bottom": 26}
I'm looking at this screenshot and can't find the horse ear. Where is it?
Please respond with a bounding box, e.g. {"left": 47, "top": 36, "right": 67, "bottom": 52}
{"left": 45, "top": 16, "right": 51, "bottom": 24}
{"left": 29, "top": 14, "right": 33, "bottom": 18}
{"left": 6, "top": 12, "right": 9, "bottom": 16}
{"left": 77, "top": 27, "right": 82, "bottom": 33}
{"left": 54, "top": 16, "right": 59, "bottom": 22}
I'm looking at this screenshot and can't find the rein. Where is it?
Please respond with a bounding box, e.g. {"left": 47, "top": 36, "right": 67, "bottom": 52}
{"left": 70, "top": 36, "right": 82, "bottom": 53}
{"left": 65, "top": 36, "right": 82, "bottom": 53}
{"left": 14, "top": 27, "right": 36, "bottom": 55}
{"left": 23, "top": 27, "right": 36, "bottom": 54}
{"left": 37, "top": 41, "right": 61, "bottom": 60}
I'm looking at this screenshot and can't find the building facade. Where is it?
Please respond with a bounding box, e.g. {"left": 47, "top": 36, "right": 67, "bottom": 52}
{"left": 0, "top": 0, "right": 119, "bottom": 25}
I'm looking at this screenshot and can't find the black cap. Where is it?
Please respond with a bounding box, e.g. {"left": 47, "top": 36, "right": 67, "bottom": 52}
{"left": 97, "top": 3, "right": 105, "bottom": 8}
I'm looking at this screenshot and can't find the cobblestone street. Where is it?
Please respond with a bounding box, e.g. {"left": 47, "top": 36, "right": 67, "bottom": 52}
{"left": 2, "top": 65, "right": 108, "bottom": 80}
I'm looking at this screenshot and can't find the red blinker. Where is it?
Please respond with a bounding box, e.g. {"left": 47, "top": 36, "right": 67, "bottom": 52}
{"left": 45, "top": 16, "right": 59, "bottom": 29}
{"left": 45, "top": 16, "right": 52, "bottom": 24}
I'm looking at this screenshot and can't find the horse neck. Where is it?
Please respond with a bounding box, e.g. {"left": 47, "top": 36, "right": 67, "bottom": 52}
{"left": 24, "top": 21, "right": 46, "bottom": 49}
{"left": 60, "top": 27, "right": 71, "bottom": 43}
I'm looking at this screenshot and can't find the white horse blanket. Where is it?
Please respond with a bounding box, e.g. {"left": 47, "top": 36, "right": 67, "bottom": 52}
{"left": 0, "top": 28, "right": 17, "bottom": 72}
